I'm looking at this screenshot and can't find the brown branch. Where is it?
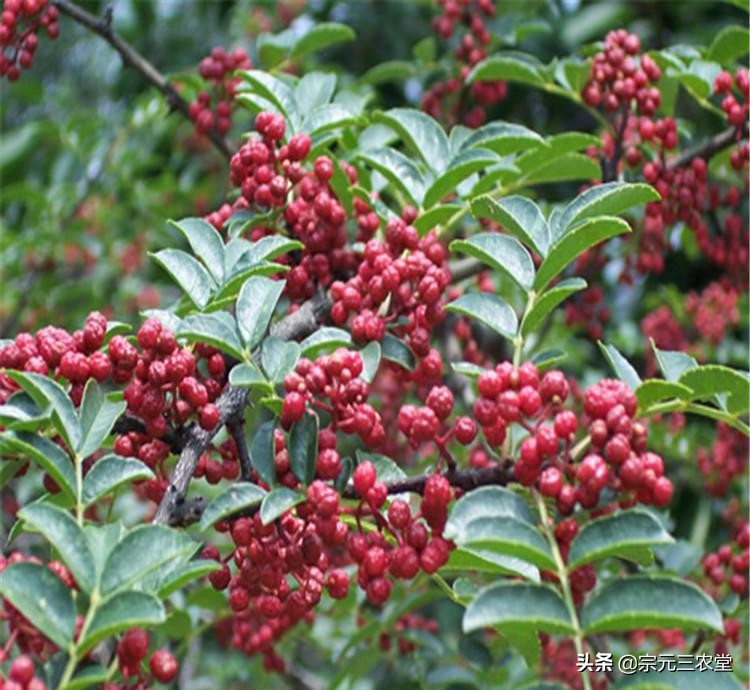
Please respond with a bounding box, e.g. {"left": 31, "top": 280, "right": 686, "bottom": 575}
{"left": 227, "top": 418, "right": 253, "bottom": 481}
{"left": 667, "top": 126, "right": 741, "bottom": 170}
{"left": 52, "top": 0, "right": 232, "bottom": 160}
{"left": 177, "top": 460, "right": 516, "bottom": 527}
{"left": 153, "top": 290, "right": 332, "bottom": 525}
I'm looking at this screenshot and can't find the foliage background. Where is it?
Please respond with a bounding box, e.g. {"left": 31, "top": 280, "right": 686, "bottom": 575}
{"left": 1, "top": 1, "right": 748, "bottom": 689}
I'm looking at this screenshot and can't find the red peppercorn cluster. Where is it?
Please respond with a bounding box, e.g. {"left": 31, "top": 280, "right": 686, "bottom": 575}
{"left": 194, "top": 439, "right": 241, "bottom": 485}
{"left": 350, "top": 464, "right": 453, "bottom": 603}
{"left": 629, "top": 627, "right": 685, "bottom": 651}
{"left": 469, "top": 362, "right": 670, "bottom": 513}
{"left": 0, "top": 553, "right": 76, "bottom": 659}
{"left": 715, "top": 68, "right": 749, "bottom": 171}
{"left": 203, "top": 481, "right": 349, "bottom": 672}
{"left": 111, "top": 319, "right": 228, "bottom": 489}
{"left": 685, "top": 281, "right": 740, "bottom": 346}
{"left": 377, "top": 613, "right": 439, "bottom": 654}
{"left": 187, "top": 47, "right": 252, "bottom": 136}
{"left": 564, "top": 284, "right": 610, "bottom": 341}
{"left": 423, "top": 0, "right": 506, "bottom": 128}
{"left": 583, "top": 30, "right": 661, "bottom": 116}
{"left": 0, "top": 311, "right": 110, "bottom": 405}
{"left": 281, "top": 348, "right": 385, "bottom": 447}
{"left": 539, "top": 636, "right": 607, "bottom": 690}
{"left": 225, "top": 112, "right": 373, "bottom": 301}
{"left": 330, "top": 215, "right": 450, "bottom": 355}
{"left": 701, "top": 520, "right": 749, "bottom": 599}
{"left": 0, "top": 655, "right": 47, "bottom": 690}
{"left": 116, "top": 628, "right": 178, "bottom": 684}
{"left": 642, "top": 160, "right": 749, "bottom": 284}
{"left": 697, "top": 422, "right": 749, "bottom": 498}
{"left": 0, "top": 0, "right": 58, "bottom": 82}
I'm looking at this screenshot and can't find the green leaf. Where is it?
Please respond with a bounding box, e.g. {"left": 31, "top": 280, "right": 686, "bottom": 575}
{"left": 450, "top": 361, "right": 485, "bottom": 379}
{"left": 357, "top": 147, "right": 425, "bottom": 206}
{"left": 260, "top": 487, "right": 304, "bottom": 525}
{"left": 100, "top": 525, "right": 197, "bottom": 596}
{"left": 515, "top": 132, "right": 601, "bottom": 174}
{"left": 467, "top": 53, "right": 545, "bottom": 86}
{"left": 82, "top": 455, "right": 154, "bottom": 506}
{"left": 199, "top": 482, "right": 267, "bottom": 530}
{"left": 150, "top": 249, "right": 215, "bottom": 310}
{"left": 444, "top": 548, "right": 540, "bottom": 582}
{"left": 652, "top": 343, "right": 698, "bottom": 382}
{"left": 18, "top": 503, "right": 95, "bottom": 594}
{"left": 556, "top": 182, "right": 659, "bottom": 235}
{"left": 582, "top": 575, "right": 724, "bottom": 634}
{"left": 520, "top": 152, "right": 601, "bottom": 186}
{"left": 156, "top": 559, "right": 221, "bottom": 598}
{"left": 0, "top": 392, "right": 50, "bottom": 430}
{"left": 300, "top": 328, "right": 353, "bottom": 358}
{"left": 0, "top": 562, "right": 75, "bottom": 649}
{"left": 6, "top": 372, "right": 81, "bottom": 454}
{"left": 0, "top": 431, "right": 76, "bottom": 500}
{"left": 470, "top": 195, "right": 550, "bottom": 257}
{"left": 85, "top": 523, "right": 125, "bottom": 581}
{"left": 177, "top": 312, "right": 245, "bottom": 361}
{"left": 228, "top": 235, "right": 303, "bottom": 269}
{"left": 676, "top": 60, "right": 722, "bottom": 101}
{"left": 250, "top": 420, "right": 276, "bottom": 485}
{"left": 302, "top": 104, "right": 357, "bottom": 136}
{"left": 77, "top": 381, "right": 126, "bottom": 459}
{"left": 534, "top": 216, "right": 631, "bottom": 291}
{"left": 355, "top": 451, "right": 407, "bottom": 483}
{"left": 503, "top": 625, "right": 541, "bottom": 668}
{"left": 236, "top": 70, "right": 298, "bottom": 124}
{"left": 636, "top": 380, "right": 692, "bottom": 409}
{"left": 380, "top": 334, "right": 415, "bottom": 371}
{"left": 445, "top": 486, "right": 536, "bottom": 541}
{"left": 521, "top": 278, "right": 586, "bottom": 335}
{"left": 423, "top": 148, "right": 500, "bottom": 208}
{"left": 289, "top": 411, "right": 319, "bottom": 485}
{"left": 463, "top": 582, "right": 574, "bottom": 634}
{"left": 168, "top": 217, "right": 225, "bottom": 284}
{"left": 708, "top": 25, "right": 750, "bottom": 64}
{"left": 458, "top": 516, "right": 556, "bottom": 570}
{"left": 598, "top": 342, "right": 642, "bottom": 392}
{"left": 260, "top": 337, "right": 301, "bottom": 382}
{"left": 567, "top": 509, "right": 674, "bottom": 569}
{"left": 612, "top": 668, "right": 745, "bottom": 690}
{"left": 228, "top": 362, "right": 270, "bottom": 390}
{"left": 295, "top": 72, "right": 336, "bottom": 114}
{"left": 291, "top": 22, "right": 355, "bottom": 59}
{"left": 450, "top": 232, "right": 535, "bottom": 291}
{"left": 375, "top": 108, "right": 450, "bottom": 174}
{"left": 462, "top": 121, "right": 545, "bottom": 156}
{"left": 256, "top": 30, "right": 295, "bottom": 69}
{"left": 445, "top": 293, "right": 518, "bottom": 341}
{"left": 80, "top": 591, "right": 165, "bottom": 655}
{"left": 413, "top": 203, "right": 464, "bottom": 235}
{"left": 679, "top": 365, "right": 750, "bottom": 414}
{"left": 362, "top": 60, "right": 415, "bottom": 85}
{"left": 236, "top": 277, "right": 285, "bottom": 350}
{"left": 359, "top": 341, "right": 381, "bottom": 384}
{"left": 62, "top": 665, "right": 109, "bottom": 690}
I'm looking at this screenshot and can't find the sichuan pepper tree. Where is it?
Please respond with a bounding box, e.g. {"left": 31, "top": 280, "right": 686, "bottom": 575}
{"left": 0, "top": 1, "right": 748, "bottom": 689}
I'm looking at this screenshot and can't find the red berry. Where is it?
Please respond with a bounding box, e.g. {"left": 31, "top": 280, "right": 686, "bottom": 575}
{"left": 353, "top": 461, "right": 376, "bottom": 497}
{"left": 150, "top": 649, "right": 178, "bottom": 683}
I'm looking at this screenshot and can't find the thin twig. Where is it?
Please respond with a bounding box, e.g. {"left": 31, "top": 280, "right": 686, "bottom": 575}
{"left": 52, "top": 0, "right": 232, "bottom": 159}
{"left": 227, "top": 418, "right": 253, "bottom": 481}
{"left": 667, "top": 126, "right": 742, "bottom": 170}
